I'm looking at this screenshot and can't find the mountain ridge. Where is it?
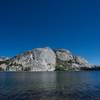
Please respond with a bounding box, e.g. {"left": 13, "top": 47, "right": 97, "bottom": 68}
{"left": 0, "top": 47, "right": 94, "bottom": 71}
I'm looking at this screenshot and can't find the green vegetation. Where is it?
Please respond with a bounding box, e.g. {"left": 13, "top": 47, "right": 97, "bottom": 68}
{"left": 55, "top": 58, "right": 75, "bottom": 71}
{"left": 0, "top": 67, "right": 4, "bottom": 71}
{"left": 80, "top": 67, "right": 100, "bottom": 71}
{"left": 0, "top": 60, "right": 10, "bottom": 65}
{"left": 24, "top": 67, "right": 31, "bottom": 71}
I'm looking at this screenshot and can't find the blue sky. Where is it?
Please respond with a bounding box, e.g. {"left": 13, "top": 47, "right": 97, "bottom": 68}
{"left": 0, "top": 0, "right": 100, "bottom": 65}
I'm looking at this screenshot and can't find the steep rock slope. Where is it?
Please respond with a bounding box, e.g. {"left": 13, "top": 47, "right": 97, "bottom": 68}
{"left": 7, "top": 47, "right": 56, "bottom": 71}
{"left": 54, "top": 49, "right": 91, "bottom": 71}
{"left": 0, "top": 47, "right": 91, "bottom": 71}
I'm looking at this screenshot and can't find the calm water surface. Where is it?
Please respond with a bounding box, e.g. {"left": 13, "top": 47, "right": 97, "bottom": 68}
{"left": 0, "top": 71, "right": 100, "bottom": 100}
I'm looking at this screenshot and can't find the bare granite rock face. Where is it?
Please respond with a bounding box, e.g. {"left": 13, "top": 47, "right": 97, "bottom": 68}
{"left": 6, "top": 47, "right": 56, "bottom": 71}
{"left": 73, "top": 56, "right": 91, "bottom": 68}
{"left": 54, "top": 49, "right": 73, "bottom": 61}
{"left": 0, "top": 47, "right": 92, "bottom": 71}
{"left": 54, "top": 49, "right": 91, "bottom": 71}
{"left": 0, "top": 57, "right": 9, "bottom": 71}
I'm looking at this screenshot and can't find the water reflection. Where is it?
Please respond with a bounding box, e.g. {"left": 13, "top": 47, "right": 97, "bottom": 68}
{"left": 0, "top": 72, "right": 100, "bottom": 100}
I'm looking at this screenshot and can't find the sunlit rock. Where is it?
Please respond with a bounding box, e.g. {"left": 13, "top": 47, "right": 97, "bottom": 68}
{"left": 0, "top": 47, "right": 92, "bottom": 71}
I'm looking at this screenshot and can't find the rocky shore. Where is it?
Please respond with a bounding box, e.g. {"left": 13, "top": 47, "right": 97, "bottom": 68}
{"left": 0, "top": 47, "right": 97, "bottom": 71}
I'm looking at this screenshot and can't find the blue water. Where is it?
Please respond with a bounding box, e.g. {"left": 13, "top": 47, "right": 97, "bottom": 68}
{"left": 0, "top": 71, "right": 100, "bottom": 100}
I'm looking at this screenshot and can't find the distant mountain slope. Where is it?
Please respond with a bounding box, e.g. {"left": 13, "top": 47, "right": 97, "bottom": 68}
{"left": 0, "top": 56, "right": 9, "bottom": 61}
{"left": 0, "top": 47, "right": 92, "bottom": 71}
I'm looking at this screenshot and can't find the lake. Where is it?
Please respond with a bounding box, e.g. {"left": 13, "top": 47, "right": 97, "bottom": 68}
{"left": 0, "top": 71, "right": 100, "bottom": 100}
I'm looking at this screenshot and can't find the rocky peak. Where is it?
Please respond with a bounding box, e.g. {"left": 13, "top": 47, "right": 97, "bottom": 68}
{"left": 0, "top": 47, "right": 92, "bottom": 71}
{"left": 54, "top": 49, "right": 73, "bottom": 61}
{"left": 6, "top": 47, "right": 56, "bottom": 71}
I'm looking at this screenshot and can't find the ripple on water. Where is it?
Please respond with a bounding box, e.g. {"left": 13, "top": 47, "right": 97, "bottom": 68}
{"left": 0, "top": 72, "right": 100, "bottom": 100}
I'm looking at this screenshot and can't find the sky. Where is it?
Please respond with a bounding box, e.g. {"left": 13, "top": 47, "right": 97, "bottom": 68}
{"left": 0, "top": 0, "right": 100, "bottom": 65}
